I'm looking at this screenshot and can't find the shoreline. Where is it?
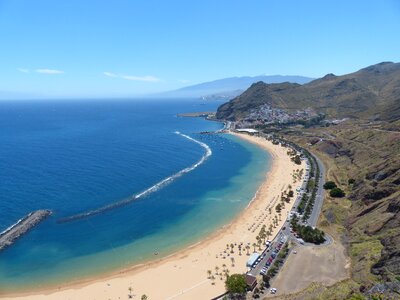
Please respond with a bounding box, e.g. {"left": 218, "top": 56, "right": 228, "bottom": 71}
{"left": 1, "top": 132, "right": 305, "bottom": 300}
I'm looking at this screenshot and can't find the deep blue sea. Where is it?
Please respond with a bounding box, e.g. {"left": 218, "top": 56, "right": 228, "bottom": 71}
{"left": 0, "top": 99, "right": 270, "bottom": 292}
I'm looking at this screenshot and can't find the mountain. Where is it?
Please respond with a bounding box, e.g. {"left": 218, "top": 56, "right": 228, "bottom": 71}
{"left": 159, "top": 75, "right": 314, "bottom": 99}
{"left": 216, "top": 62, "right": 400, "bottom": 121}
{"left": 215, "top": 62, "right": 400, "bottom": 298}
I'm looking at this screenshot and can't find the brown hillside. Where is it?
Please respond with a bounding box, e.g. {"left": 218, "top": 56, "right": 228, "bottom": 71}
{"left": 216, "top": 62, "right": 400, "bottom": 122}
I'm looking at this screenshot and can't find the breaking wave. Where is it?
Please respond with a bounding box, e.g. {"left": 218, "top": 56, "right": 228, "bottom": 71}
{"left": 58, "top": 132, "right": 212, "bottom": 223}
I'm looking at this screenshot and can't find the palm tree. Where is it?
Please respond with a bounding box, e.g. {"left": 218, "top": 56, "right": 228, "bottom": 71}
{"left": 222, "top": 263, "right": 227, "bottom": 271}
{"left": 261, "top": 232, "right": 267, "bottom": 244}
{"left": 141, "top": 295, "right": 148, "bottom": 300}
{"left": 266, "top": 230, "right": 271, "bottom": 240}
{"left": 252, "top": 242, "right": 257, "bottom": 252}
{"left": 230, "top": 243, "right": 234, "bottom": 254}
{"left": 230, "top": 257, "right": 235, "bottom": 267}
{"left": 257, "top": 239, "right": 262, "bottom": 250}
{"left": 246, "top": 245, "right": 250, "bottom": 255}
{"left": 215, "top": 266, "right": 219, "bottom": 275}
{"left": 211, "top": 275, "right": 216, "bottom": 285}
{"left": 207, "top": 270, "right": 212, "bottom": 279}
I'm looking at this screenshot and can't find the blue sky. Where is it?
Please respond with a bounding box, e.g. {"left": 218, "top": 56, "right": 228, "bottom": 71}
{"left": 0, "top": 0, "right": 399, "bottom": 98}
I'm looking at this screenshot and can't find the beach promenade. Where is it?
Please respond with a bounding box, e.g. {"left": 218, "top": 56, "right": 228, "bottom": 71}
{"left": 2, "top": 133, "right": 305, "bottom": 300}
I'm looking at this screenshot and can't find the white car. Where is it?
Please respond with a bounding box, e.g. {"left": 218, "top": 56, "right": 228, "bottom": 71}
{"left": 270, "top": 288, "right": 277, "bottom": 294}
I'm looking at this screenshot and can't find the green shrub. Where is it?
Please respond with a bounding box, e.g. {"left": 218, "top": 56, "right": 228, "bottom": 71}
{"left": 293, "top": 155, "right": 302, "bottom": 165}
{"left": 323, "top": 181, "right": 337, "bottom": 189}
{"left": 298, "top": 225, "right": 325, "bottom": 244}
{"left": 225, "top": 274, "right": 247, "bottom": 294}
{"left": 330, "top": 187, "right": 345, "bottom": 198}
{"left": 348, "top": 178, "right": 355, "bottom": 185}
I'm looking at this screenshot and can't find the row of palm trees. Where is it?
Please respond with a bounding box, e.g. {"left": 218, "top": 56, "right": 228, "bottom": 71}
{"left": 127, "top": 286, "right": 148, "bottom": 299}
{"left": 292, "top": 168, "right": 303, "bottom": 182}
{"left": 224, "top": 242, "right": 255, "bottom": 256}
{"left": 207, "top": 263, "right": 232, "bottom": 285}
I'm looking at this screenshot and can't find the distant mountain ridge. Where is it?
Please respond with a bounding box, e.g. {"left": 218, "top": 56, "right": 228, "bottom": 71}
{"left": 216, "top": 62, "right": 400, "bottom": 121}
{"left": 159, "top": 75, "right": 314, "bottom": 99}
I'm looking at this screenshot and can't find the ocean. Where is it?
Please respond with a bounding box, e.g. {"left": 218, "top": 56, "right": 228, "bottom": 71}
{"left": 0, "top": 99, "right": 270, "bottom": 291}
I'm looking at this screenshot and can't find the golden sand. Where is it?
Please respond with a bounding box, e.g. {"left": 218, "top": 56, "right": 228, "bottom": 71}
{"left": 2, "top": 133, "right": 305, "bottom": 300}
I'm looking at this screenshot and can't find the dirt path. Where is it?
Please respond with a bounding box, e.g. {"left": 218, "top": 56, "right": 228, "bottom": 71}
{"left": 264, "top": 239, "right": 349, "bottom": 298}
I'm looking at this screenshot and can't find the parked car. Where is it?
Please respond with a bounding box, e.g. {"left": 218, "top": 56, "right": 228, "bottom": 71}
{"left": 297, "top": 238, "right": 305, "bottom": 245}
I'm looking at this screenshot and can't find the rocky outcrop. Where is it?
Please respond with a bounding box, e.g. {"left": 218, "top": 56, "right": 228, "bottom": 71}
{"left": 372, "top": 231, "right": 400, "bottom": 277}
{"left": 0, "top": 210, "right": 52, "bottom": 251}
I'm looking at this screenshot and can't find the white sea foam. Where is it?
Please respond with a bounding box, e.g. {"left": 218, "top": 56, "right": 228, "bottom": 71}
{"left": 58, "top": 132, "right": 212, "bottom": 223}
{"left": 0, "top": 217, "right": 24, "bottom": 236}
{"left": 134, "top": 132, "right": 212, "bottom": 199}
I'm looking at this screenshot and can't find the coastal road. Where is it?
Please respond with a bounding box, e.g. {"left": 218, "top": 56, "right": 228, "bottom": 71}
{"left": 247, "top": 155, "right": 309, "bottom": 277}
{"left": 248, "top": 232, "right": 289, "bottom": 277}
{"left": 247, "top": 149, "right": 327, "bottom": 278}
{"left": 307, "top": 154, "right": 326, "bottom": 227}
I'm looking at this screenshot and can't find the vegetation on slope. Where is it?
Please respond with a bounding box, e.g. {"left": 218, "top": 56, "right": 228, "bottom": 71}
{"left": 283, "top": 122, "right": 400, "bottom": 298}
{"left": 216, "top": 61, "right": 400, "bottom": 298}
{"left": 216, "top": 62, "right": 400, "bottom": 122}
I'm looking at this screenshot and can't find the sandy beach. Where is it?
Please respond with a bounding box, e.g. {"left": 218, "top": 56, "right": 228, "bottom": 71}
{"left": 2, "top": 132, "right": 305, "bottom": 300}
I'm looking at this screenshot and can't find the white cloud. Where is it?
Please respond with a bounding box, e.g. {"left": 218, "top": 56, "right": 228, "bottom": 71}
{"left": 103, "top": 72, "right": 161, "bottom": 82}
{"left": 178, "top": 79, "right": 191, "bottom": 83}
{"left": 17, "top": 68, "right": 30, "bottom": 73}
{"left": 121, "top": 75, "right": 160, "bottom": 82}
{"left": 103, "top": 71, "right": 117, "bottom": 77}
{"left": 36, "top": 69, "right": 64, "bottom": 74}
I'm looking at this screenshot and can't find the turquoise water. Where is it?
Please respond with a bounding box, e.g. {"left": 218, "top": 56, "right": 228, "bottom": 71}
{"left": 0, "top": 99, "right": 270, "bottom": 291}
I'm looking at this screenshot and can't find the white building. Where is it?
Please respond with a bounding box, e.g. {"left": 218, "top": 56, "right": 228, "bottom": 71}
{"left": 236, "top": 128, "right": 259, "bottom": 134}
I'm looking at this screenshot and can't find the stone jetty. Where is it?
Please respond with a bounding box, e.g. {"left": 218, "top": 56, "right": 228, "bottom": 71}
{"left": 0, "top": 210, "right": 52, "bottom": 251}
